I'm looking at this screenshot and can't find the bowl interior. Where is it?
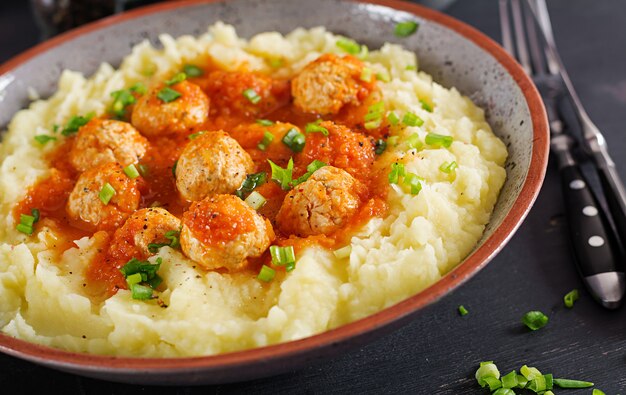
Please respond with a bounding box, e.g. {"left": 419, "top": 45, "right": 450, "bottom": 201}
{"left": 0, "top": 0, "right": 544, "bottom": 384}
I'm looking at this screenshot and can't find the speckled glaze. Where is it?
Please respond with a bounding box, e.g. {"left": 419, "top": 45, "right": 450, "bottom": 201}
{"left": 0, "top": 0, "right": 548, "bottom": 385}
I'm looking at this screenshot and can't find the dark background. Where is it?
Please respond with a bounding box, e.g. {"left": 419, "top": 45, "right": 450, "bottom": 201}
{"left": 1, "top": 0, "right": 625, "bottom": 393}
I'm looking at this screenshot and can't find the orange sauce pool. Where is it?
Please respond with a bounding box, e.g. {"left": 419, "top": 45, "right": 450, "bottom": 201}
{"left": 14, "top": 57, "right": 391, "bottom": 298}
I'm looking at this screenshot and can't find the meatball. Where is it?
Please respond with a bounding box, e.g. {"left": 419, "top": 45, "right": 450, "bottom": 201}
{"left": 66, "top": 162, "right": 140, "bottom": 230}
{"left": 175, "top": 130, "right": 254, "bottom": 201}
{"left": 291, "top": 54, "right": 369, "bottom": 115}
{"left": 111, "top": 207, "right": 182, "bottom": 257}
{"left": 180, "top": 194, "right": 274, "bottom": 271}
{"left": 276, "top": 166, "right": 365, "bottom": 236}
{"left": 131, "top": 80, "right": 209, "bottom": 136}
{"left": 69, "top": 118, "right": 149, "bottom": 172}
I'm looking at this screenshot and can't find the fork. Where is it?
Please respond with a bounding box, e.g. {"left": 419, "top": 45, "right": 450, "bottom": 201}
{"left": 499, "top": 0, "right": 625, "bottom": 308}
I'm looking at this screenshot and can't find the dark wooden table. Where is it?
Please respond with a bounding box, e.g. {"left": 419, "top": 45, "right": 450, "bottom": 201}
{"left": 1, "top": 1, "right": 625, "bottom": 393}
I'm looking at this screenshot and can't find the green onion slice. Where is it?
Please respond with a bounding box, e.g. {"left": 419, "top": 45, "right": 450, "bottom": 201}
{"left": 188, "top": 131, "right": 206, "bottom": 140}
{"left": 387, "top": 136, "right": 399, "bottom": 146}
{"left": 376, "top": 71, "right": 391, "bottom": 83}
{"left": 99, "top": 183, "right": 116, "bottom": 205}
{"left": 458, "top": 305, "right": 468, "bottom": 316}
{"left": 281, "top": 128, "right": 306, "bottom": 152}
{"left": 147, "top": 229, "right": 181, "bottom": 253}
{"left": 553, "top": 378, "right": 594, "bottom": 388}
{"left": 268, "top": 158, "right": 294, "bottom": 190}
{"left": 130, "top": 82, "right": 147, "bottom": 95}
{"left": 500, "top": 371, "right": 518, "bottom": 389}
{"left": 16, "top": 223, "right": 33, "bottom": 235}
{"left": 305, "top": 120, "right": 329, "bottom": 136}
{"left": 402, "top": 112, "right": 424, "bottom": 127}
{"left": 405, "top": 65, "right": 417, "bottom": 71}
{"left": 336, "top": 37, "right": 361, "bottom": 54}
{"left": 425, "top": 133, "right": 453, "bottom": 148}
{"left": 388, "top": 162, "right": 405, "bottom": 184}
{"left": 183, "top": 64, "right": 203, "bottom": 77}
{"left": 61, "top": 113, "right": 94, "bottom": 136}
{"left": 475, "top": 361, "right": 500, "bottom": 388}
{"left": 256, "top": 119, "right": 274, "bottom": 126}
{"left": 374, "top": 139, "right": 387, "bottom": 155}
{"left": 406, "top": 133, "right": 422, "bottom": 151}
{"left": 257, "top": 131, "right": 275, "bottom": 151}
{"left": 492, "top": 389, "right": 515, "bottom": 395}
{"left": 236, "top": 172, "right": 267, "bottom": 199}
{"left": 270, "top": 245, "right": 296, "bottom": 271}
{"left": 403, "top": 172, "right": 422, "bottom": 195}
{"left": 165, "top": 72, "right": 187, "bottom": 86}
{"left": 244, "top": 191, "right": 267, "bottom": 210}
{"left": 110, "top": 88, "right": 136, "bottom": 118}
{"left": 257, "top": 265, "right": 276, "bottom": 282}
{"left": 131, "top": 284, "right": 154, "bottom": 300}
{"left": 242, "top": 88, "right": 261, "bottom": 104}
{"left": 593, "top": 389, "right": 607, "bottom": 395}
{"left": 292, "top": 160, "right": 327, "bottom": 187}
{"left": 123, "top": 164, "right": 140, "bottom": 179}
{"left": 420, "top": 98, "right": 433, "bottom": 112}
{"left": 34, "top": 135, "right": 57, "bottom": 145}
{"left": 137, "top": 164, "right": 149, "bottom": 177}
{"left": 387, "top": 111, "right": 400, "bottom": 125}
{"left": 520, "top": 365, "right": 543, "bottom": 380}
{"left": 563, "top": 289, "right": 579, "bottom": 308}
{"left": 522, "top": 311, "right": 549, "bottom": 331}
{"left": 157, "top": 87, "right": 182, "bottom": 103}
{"left": 394, "top": 21, "right": 419, "bottom": 37}
{"left": 360, "top": 67, "right": 373, "bottom": 83}
{"left": 333, "top": 245, "right": 352, "bottom": 259}
{"left": 439, "top": 161, "right": 458, "bottom": 174}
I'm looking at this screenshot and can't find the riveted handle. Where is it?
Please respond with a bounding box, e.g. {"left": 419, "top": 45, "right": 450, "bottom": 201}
{"left": 561, "top": 165, "right": 622, "bottom": 276}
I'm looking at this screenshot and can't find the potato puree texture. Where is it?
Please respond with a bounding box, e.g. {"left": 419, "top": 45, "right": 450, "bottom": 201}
{"left": 0, "top": 23, "right": 507, "bottom": 357}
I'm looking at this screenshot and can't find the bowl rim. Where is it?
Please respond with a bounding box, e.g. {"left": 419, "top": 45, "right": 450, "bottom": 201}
{"left": 0, "top": 0, "right": 548, "bottom": 374}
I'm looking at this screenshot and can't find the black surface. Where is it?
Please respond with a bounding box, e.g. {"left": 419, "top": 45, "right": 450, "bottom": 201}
{"left": 1, "top": 0, "right": 625, "bottom": 393}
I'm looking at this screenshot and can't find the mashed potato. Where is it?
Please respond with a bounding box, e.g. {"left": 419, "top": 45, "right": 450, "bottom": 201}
{"left": 0, "top": 23, "right": 507, "bottom": 356}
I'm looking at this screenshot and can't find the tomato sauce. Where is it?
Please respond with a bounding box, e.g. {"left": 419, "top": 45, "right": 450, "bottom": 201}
{"left": 15, "top": 57, "right": 390, "bottom": 298}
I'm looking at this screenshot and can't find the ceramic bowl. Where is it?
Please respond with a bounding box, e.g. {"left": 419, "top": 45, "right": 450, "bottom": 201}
{"left": 0, "top": 0, "right": 548, "bottom": 385}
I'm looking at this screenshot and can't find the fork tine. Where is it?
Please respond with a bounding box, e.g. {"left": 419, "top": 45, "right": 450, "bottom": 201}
{"left": 499, "top": 0, "right": 515, "bottom": 54}
{"left": 530, "top": 0, "right": 561, "bottom": 75}
{"left": 524, "top": 0, "right": 547, "bottom": 75}
{"left": 511, "top": 0, "right": 531, "bottom": 74}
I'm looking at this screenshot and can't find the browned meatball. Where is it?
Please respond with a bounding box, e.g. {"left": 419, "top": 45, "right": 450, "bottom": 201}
{"left": 291, "top": 54, "right": 368, "bottom": 115}
{"left": 69, "top": 118, "right": 149, "bottom": 172}
{"left": 131, "top": 80, "right": 209, "bottom": 136}
{"left": 111, "top": 207, "right": 182, "bottom": 257}
{"left": 276, "top": 166, "right": 365, "bottom": 236}
{"left": 180, "top": 194, "right": 274, "bottom": 271}
{"left": 66, "top": 163, "right": 140, "bottom": 230}
{"left": 175, "top": 130, "right": 254, "bottom": 201}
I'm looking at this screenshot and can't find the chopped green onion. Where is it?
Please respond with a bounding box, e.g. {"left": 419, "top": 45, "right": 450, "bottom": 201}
{"left": 394, "top": 21, "right": 419, "bottom": 37}
{"left": 188, "top": 131, "right": 205, "bottom": 140}
{"left": 165, "top": 229, "right": 180, "bottom": 249}
{"left": 130, "top": 82, "right": 147, "bottom": 95}
{"left": 236, "top": 172, "right": 267, "bottom": 199}
{"left": 268, "top": 158, "right": 294, "bottom": 190}
{"left": 406, "top": 133, "right": 422, "bottom": 150}
{"left": 374, "top": 139, "right": 387, "bottom": 155}
{"left": 257, "top": 131, "right": 274, "bottom": 151}
{"left": 357, "top": 45, "right": 369, "bottom": 60}
{"left": 256, "top": 119, "right": 274, "bottom": 126}
{"left": 360, "top": 67, "right": 373, "bottom": 82}
{"left": 183, "top": 64, "right": 203, "bottom": 77}
{"left": 420, "top": 98, "right": 433, "bottom": 112}
{"left": 544, "top": 373, "right": 554, "bottom": 390}
{"left": 458, "top": 305, "right": 468, "bottom": 316}
{"left": 388, "top": 162, "right": 405, "bottom": 184}
{"left": 405, "top": 65, "right": 417, "bottom": 71}
{"left": 131, "top": 284, "right": 154, "bottom": 300}
{"left": 282, "top": 128, "right": 306, "bottom": 152}
{"left": 243, "top": 88, "right": 261, "bottom": 104}
{"left": 120, "top": 257, "right": 161, "bottom": 278}
{"left": 387, "top": 111, "right": 400, "bottom": 125}
{"left": 387, "top": 136, "right": 400, "bottom": 146}
{"left": 244, "top": 191, "right": 267, "bottom": 210}
{"left": 483, "top": 377, "right": 502, "bottom": 391}
{"left": 123, "top": 164, "right": 140, "bottom": 179}
{"left": 20, "top": 214, "right": 35, "bottom": 227}
{"left": 403, "top": 172, "right": 422, "bottom": 195}
{"left": 172, "top": 160, "right": 178, "bottom": 178}
{"left": 553, "top": 378, "right": 594, "bottom": 388}
{"left": 333, "top": 245, "right": 352, "bottom": 259}
{"left": 367, "top": 101, "right": 385, "bottom": 116}
{"left": 165, "top": 72, "right": 187, "bottom": 86}
{"left": 522, "top": 311, "right": 549, "bottom": 331}
{"left": 268, "top": 58, "right": 283, "bottom": 68}
{"left": 336, "top": 37, "right": 361, "bottom": 54}
{"left": 305, "top": 121, "right": 329, "bottom": 136}
{"left": 563, "top": 289, "right": 579, "bottom": 308}
{"left": 402, "top": 112, "right": 424, "bottom": 127}
{"left": 99, "top": 183, "right": 116, "bottom": 205}
{"left": 593, "top": 389, "right": 606, "bottom": 395}
{"left": 492, "top": 389, "right": 515, "bottom": 395}
{"left": 376, "top": 71, "right": 391, "bottom": 83}
{"left": 52, "top": 124, "right": 59, "bottom": 133}
{"left": 292, "top": 160, "right": 327, "bottom": 187}
{"left": 126, "top": 272, "right": 142, "bottom": 287}
{"left": 110, "top": 88, "right": 136, "bottom": 118}
{"left": 34, "top": 135, "right": 57, "bottom": 145}
{"left": 31, "top": 208, "right": 40, "bottom": 223}
{"left": 157, "top": 87, "right": 181, "bottom": 103}
{"left": 257, "top": 265, "right": 276, "bottom": 282}
{"left": 270, "top": 245, "right": 296, "bottom": 271}
{"left": 425, "top": 133, "right": 453, "bottom": 148}
{"left": 16, "top": 223, "right": 33, "bottom": 235}
{"left": 364, "top": 102, "right": 385, "bottom": 129}
{"left": 520, "top": 365, "right": 543, "bottom": 380}
{"left": 61, "top": 113, "right": 94, "bottom": 136}
{"left": 501, "top": 371, "right": 518, "bottom": 389}
{"left": 439, "top": 161, "right": 458, "bottom": 174}
{"left": 516, "top": 374, "right": 528, "bottom": 389}
{"left": 527, "top": 374, "right": 547, "bottom": 392}
{"left": 364, "top": 119, "right": 382, "bottom": 130}
{"left": 475, "top": 361, "right": 500, "bottom": 388}
{"left": 137, "top": 164, "right": 149, "bottom": 177}
{"left": 544, "top": 392, "right": 555, "bottom": 395}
